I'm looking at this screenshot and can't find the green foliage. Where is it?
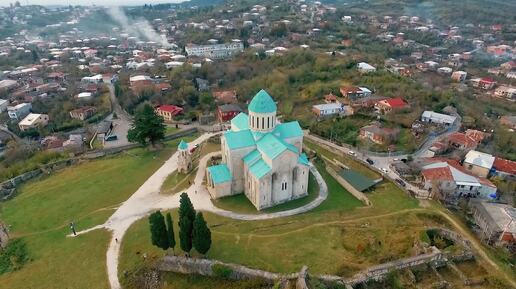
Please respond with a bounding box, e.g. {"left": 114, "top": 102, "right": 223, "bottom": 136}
{"left": 0, "top": 239, "right": 30, "bottom": 275}
{"left": 193, "top": 212, "right": 211, "bottom": 255}
{"left": 165, "top": 213, "right": 175, "bottom": 251}
{"left": 419, "top": 230, "right": 431, "bottom": 245}
{"left": 127, "top": 104, "right": 166, "bottom": 146}
{"left": 212, "top": 264, "right": 233, "bottom": 279}
{"left": 178, "top": 193, "right": 196, "bottom": 253}
{"left": 148, "top": 211, "right": 169, "bottom": 251}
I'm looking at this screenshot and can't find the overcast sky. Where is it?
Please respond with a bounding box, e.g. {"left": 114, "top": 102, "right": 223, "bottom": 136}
{"left": 0, "top": 0, "right": 183, "bottom": 6}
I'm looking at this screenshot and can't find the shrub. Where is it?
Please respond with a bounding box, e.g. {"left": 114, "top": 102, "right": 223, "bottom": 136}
{"left": 212, "top": 264, "right": 233, "bottom": 279}
{"left": 0, "top": 238, "right": 30, "bottom": 275}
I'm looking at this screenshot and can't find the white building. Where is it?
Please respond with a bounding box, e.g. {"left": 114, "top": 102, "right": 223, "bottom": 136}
{"left": 357, "top": 62, "right": 376, "bottom": 73}
{"left": 206, "top": 90, "right": 310, "bottom": 210}
{"left": 81, "top": 74, "right": 103, "bottom": 84}
{"left": 421, "top": 111, "right": 457, "bottom": 126}
{"left": 18, "top": 113, "right": 49, "bottom": 131}
{"left": 185, "top": 42, "right": 244, "bottom": 59}
{"left": 7, "top": 103, "right": 32, "bottom": 120}
{"left": 312, "top": 103, "right": 345, "bottom": 117}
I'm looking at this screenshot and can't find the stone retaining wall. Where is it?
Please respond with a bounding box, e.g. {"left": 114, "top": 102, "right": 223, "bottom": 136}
{"left": 326, "top": 166, "right": 371, "bottom": 206}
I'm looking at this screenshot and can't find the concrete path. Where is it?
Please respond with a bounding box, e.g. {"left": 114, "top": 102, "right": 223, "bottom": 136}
{"left": 73, "top": 132, "right": 328, "bottom": 289}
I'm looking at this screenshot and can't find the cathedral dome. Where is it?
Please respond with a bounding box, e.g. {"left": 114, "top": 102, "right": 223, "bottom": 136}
{"left": 248, "top": 90, "right": 276, "bottom": 114}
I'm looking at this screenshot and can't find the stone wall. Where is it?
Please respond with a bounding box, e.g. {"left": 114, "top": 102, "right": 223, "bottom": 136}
{"left": 326, "top": 166, "right": 371, "bottom": 206}
{"left": 0, "top": 222, "right": 9, "bottom": 248}
{"left": 158, "top": 255, "right": 296, "bottom": 282}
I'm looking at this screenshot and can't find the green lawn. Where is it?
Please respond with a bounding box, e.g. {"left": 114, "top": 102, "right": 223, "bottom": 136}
{"left": 212, "top": 172, "right": 321, "bottom": 214}
{"left": 120, "top": 153, "right": 422, "bottom": 284}
{"left": 0, "top": 136, "right": 197, "bottom": 289}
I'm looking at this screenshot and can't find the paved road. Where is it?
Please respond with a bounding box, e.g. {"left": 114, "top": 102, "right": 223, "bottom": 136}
{"left": 103, "top": 84, "right": 132, "bottom": 149}
{"left": 72, "top": 132, "right": 328, "bottom": 289}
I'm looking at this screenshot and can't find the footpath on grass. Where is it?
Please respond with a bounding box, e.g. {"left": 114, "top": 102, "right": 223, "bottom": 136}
{"left": 71, "top": 132, "right": 328, "bottom": 289}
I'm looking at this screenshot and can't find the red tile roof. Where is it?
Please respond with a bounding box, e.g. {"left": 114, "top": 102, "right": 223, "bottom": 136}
{"left": 156, "top": 105, "right": 183, "bottom": 115}
{"left": 447, "top": 132, "right": 478, "bottom": 148}
{"left": 493, "top": 157, "right": 516, "bottom": 175}
{"left": 382, "top": 97, "right": 408, "bottom": 108}
{"left": 422, "top": 166, "right": 454, "bottom": 182}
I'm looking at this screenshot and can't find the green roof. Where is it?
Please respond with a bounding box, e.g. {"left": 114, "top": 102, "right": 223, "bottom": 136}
{"left": 178, "top": 139, "right": 188, "bottom": 150}
{"left": 248, "top": 89, "right": 276, "bottom": 113}
{"left": 298, "top": 153, "right": 309, "bottom": 166}
{"left": 243, "top": 150, "right": 261, "bottom": 166}
{"left": 339, "top": 169, "right": 376, "bottom": 192}
{"left": 231, "top": 112, "right": 249, "bottom": 131}
{"left": 224, "top": 129, "right": 256, "bottom": 150}
{"left": 273, "top": 121, "right": 303, "bottom": 139}
{"left": 249, "top": 158, "right": 271, "bottom": 179}
{"left": 256, "top": 133, "right": 297, "bottom": 160}
{"left": 207, "top": 164, "right": 232, "bottom": 184}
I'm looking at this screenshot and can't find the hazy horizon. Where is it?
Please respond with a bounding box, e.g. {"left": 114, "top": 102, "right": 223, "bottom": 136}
{"left": 0, "top": 0, "right": 184, "bottom": 6}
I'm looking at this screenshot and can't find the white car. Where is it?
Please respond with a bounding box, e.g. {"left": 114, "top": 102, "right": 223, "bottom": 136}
{"left": 348, "top": 151, "right": 356, "bottom": 156}
{"left": 381, "top": 168, "right": 388, "bottom": 173}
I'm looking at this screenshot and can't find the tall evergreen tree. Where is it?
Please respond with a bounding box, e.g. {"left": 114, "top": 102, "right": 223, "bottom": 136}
{"left": 178, "top": 193, "right": 195, "bottom": 254}
{"left": 127, "top": 104, "right": 166, "bottom": 147}
{"left": 165, "top": 212, "right": 176, "bottom": 253}
{"left": 193, "top": 212, "right": 211, "bottom": 255}
{"left": 148, "top": 211, "right": 169, "bottom": 250}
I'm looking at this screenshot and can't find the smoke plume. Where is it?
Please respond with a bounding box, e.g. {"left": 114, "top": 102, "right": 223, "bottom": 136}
{"left": 106, "top": 6, "right": 171, "bottom": 48}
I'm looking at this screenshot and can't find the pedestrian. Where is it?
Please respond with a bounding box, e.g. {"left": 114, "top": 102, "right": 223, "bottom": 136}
{"left": 115, "top": 238, "right": 118, "bottom": 243}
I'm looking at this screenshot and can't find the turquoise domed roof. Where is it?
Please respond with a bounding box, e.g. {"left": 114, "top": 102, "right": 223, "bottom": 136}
{"left": 248, "top": 90, "right": 276, "bottom": 113}
{"left": 178, "top": 139, "right": 188, "bottom": 150}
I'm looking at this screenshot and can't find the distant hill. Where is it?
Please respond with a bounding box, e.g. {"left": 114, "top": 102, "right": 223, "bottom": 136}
{"left": 326, "top": 0, "right": 516, "bottom": 26}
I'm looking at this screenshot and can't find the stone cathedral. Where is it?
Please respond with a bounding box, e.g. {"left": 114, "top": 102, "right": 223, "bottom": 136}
{"left": 206, "top": 89, "right": 310, "bottom": 210}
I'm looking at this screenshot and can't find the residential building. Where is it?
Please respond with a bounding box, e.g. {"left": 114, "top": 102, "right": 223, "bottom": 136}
{"left": 359, "top": 123, "right": 399, "bottom": 145}
{"left": 421, "top": 161, "right": 497, "bottom": 201}
{"left": 494, "top": 86, "right": 516, "bottom": 100}
{"left": 500, "top": 115, "right": 516, "bottom": 129}
{"left": 18, "top": 113, "right": 49, "bottom": 131}
{"left": 357, "top": 62, "right": 376, "bottom": 73}
{"left": 312, "top": 102, "right": 345, "bottom": 118}
{"left": 446, "top": 132, "right": 480, "bottom": 150}
{"left": 491, "top": 157, "right": 516, "bottom": 179}
{"left": 0, "top": 79, "right": 17, "bottom": 91}
{"left": 217, "top": 104, "right": 242, "bottom": 122}
{"left": 469, "top": 200, "right": 515, "bottom": 248}
{"left": 81, "top": 74, "right": 103, "bottom": 84}
{"left": 185, "top": 42, "right": 244, "bottom": 59}
{"left": 374, "top": 97, "right": 409, "bottom": 114}
{"left": 451, "top": 70, "right": 467, "bottom": 82}
{"left": 206, "top": 90, "right": 310, "bottom": 210}
{"left": 339, "top": 86, "right": 372, "bottom": 101}
{"left": 155, "top": 105, "right": 183, "bottom": 122}
{"left": 421, "top": 111, "right": 457, "bottom": 126}
{"left": 471, "top": 77, "right": 497, "bottom": 90}
{"left": 213, "top": 90, "right": 237, "bottom": 104}
{"left": 7, "top": 103, "right": 32, "bottom": 120}
{"left": 463, "top": 150, "right": 495, "bottom": 178}
{"left": 69, "top": 107, "right": 97, "bottom": 121}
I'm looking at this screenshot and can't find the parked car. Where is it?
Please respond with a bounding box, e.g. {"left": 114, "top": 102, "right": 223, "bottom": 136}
{"left": 381, "top": 168, "right": 388, "bottom": 173}
{"left": 348, "top": 150, "right": 356, "bottom": 156}
{"left": 104, "top": 134, "right": 118, "bottom": 141}
{"left": 395, "top": 178, "right": 406, "bottom": 187}
{"left": 366, "top": 158, "right": 374, "bottom": 165}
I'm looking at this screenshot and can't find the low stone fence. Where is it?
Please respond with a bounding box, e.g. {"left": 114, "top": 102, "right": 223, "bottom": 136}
{"left": 158, "top": 255, "right": 296, "bottom": 283}
{"left": 326, "top": 166, "right": 371, "bottom": 206}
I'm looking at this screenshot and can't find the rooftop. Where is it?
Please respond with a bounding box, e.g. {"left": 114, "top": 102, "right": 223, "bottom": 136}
{"left": 248, "top": 89, "right": 276, "bottom": 113}
{"left": 207, "top": 164, "right": 232, "bottom": 184}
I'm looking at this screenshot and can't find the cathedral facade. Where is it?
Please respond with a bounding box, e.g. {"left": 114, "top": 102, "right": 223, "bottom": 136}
{"left": 206, "top": 90, "right": 310, "bottom": 210}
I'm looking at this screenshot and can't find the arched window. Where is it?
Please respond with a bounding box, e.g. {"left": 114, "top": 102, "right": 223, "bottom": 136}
{"left": 267, "top": 117, "right": 270, "bottom": 129}
{"left": 261, "top": 117, "right": 264, "bottom": 129}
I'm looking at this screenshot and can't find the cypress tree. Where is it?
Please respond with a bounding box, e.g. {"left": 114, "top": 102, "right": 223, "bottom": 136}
{"left": 165, "top": 212, "right": 175, "bottom": 253}
{"left": 148, "top": 211, "right": 169, "bottom": 250}
{"left": 178, "top": 193, "right": 195, "bottom": 254}
{"left": 193, "top": 212, "right": 211, "bottom": 255}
